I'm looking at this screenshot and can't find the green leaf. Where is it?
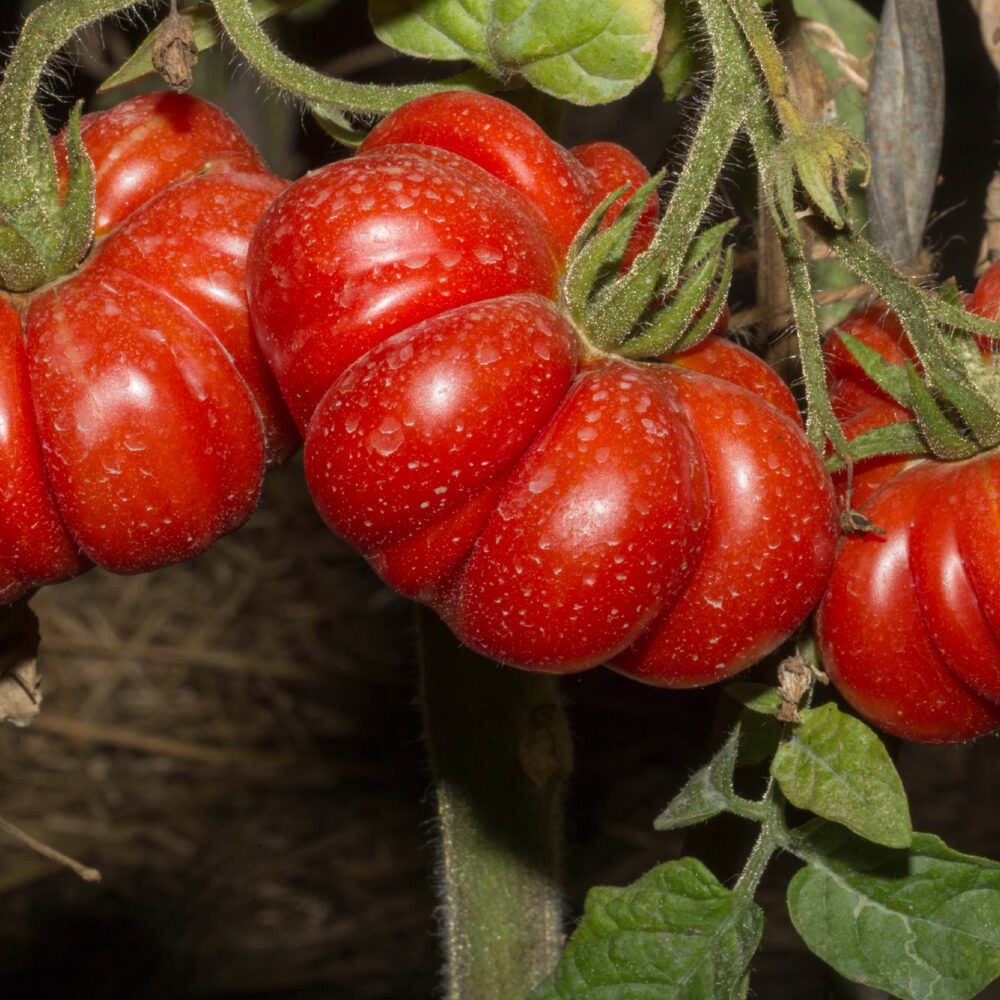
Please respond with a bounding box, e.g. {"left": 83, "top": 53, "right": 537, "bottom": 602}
{"left": 771, "top": 703, "right": 912, "bottom": 848}
{"left": 789, "top": 822, "right": 1000, "bottom": 1000}
{"left": 653, "top": 724, "right": 741, "bottom": 831}
{"left": 529, "top": 857, "right": 763, "bottom": 999}
{"left": 370, "top": 0, "right": 491, "bottom": 67}
{"left": 100, "top": 0, "right": 314, "bottom": 93}
{"left": 725, "top": 682, "right": 783, "bottom": 717}
{"left": 490, "top": 0, "right": 663, "bottom": 104}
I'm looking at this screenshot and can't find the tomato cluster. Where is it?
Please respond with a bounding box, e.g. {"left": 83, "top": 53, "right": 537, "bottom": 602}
{"left": 0, "top": 92, "right": 296, "bottom": 603}
{"left": 817, "top": 271, "right": 1000, "bottom": 743}
{"left": 248, "top": 91, "right": 838, "bottom": 683}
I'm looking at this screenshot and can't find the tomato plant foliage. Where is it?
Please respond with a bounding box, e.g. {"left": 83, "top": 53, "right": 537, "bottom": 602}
{"left": 0, "top": 91, "right": 296, "bottom": 603}
{"left": 247, "top": 89, "right": 838, "bottom": 681}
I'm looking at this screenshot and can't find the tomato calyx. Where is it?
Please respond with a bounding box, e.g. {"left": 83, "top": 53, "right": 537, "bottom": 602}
{"left": 0, "top": 102, "right": 95, "bottom": 293}
{"left": 824, "top": 274, "right": 1000, "bottom": 494}
{"left": 563, "top": 176, "right": 735, "bottom": 362}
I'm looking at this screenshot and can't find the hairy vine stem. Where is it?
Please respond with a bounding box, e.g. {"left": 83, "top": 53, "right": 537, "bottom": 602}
{"left": 210, "top": 0, "right": 496, "bottom": 116}
{"left": 418, "top": 609, "right": 571, "bottom": 1000}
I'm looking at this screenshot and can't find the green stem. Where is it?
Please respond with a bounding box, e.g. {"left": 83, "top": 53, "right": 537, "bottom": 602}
{"left": 0, "top": 0, "right": 144, "bottom": 171}
{"left": 418, "top": 608, "right": 571, "bottom": 1000}
{"left": 654, "top": 0, "right": 752, "bottom": 286}
{"left": 210, "top": 0, "right": 497, "bottom": 116}
{"left": 722, "top": 0, "right": 801, "bottom": 134}
{"left": 732, "top": 778, "right": 788, "bottom": 904}
{"left": 708, "top": 2, "right": 848, "bottom": 456}
{"left": 819, "top": 225, "right": 957, "bottom": 378}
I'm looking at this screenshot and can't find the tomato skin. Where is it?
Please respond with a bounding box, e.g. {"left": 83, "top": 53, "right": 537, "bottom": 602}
{"left": 250, "top": 91, "right": 838, "bottom": 680}
{"left": 305, "top": 295, "right": 580, "bottom": 556}
{"left": 612, "top": 368, "right": 837, "bottom": 686}
{"left": 0, "top": 92, "right": 292, "bottom": 603}
{"left": 670, "top": 333, "right": 801, "bottom": 426}
{"left": 358, "top": 91, "right": 594, "bottom": 255}
{"left": 817, "top": 460, "right": 1000, "bottom": 743}
{"left": 247, "top": 145, "right": 561, "bottom": 432}
{"left": 817, "top": 292, "right": 1000, "bottom": 742}
{"left": 435, "top": 360, "right": 711, "bottom": 671}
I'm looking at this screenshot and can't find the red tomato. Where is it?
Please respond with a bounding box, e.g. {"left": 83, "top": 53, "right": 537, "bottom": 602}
{"left": 817, "top": 288, "right": 1000, "bottom": 742}
{"left": 248, "top": 91, "right": 837, "bottom": 680}
{"left": 0, "top": 92, "right": 295, "bottom": 603}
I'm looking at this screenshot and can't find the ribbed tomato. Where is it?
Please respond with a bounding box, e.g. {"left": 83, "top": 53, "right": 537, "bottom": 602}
{"left": 248, "top": 91, "right": 837, "bottom": 681}
{"left": 0, "top": 92, "right": 295, "bottom": 603}
{"left": 818, "top": 278, "right": 1000, "bottom": 742}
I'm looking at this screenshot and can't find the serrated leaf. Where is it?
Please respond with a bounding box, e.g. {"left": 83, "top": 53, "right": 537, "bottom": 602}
{"left": 528, "top": 857, "right": 763, "bottom": 1000}
{"left": 490, "top": 0, "right": 663, "bottom": 104}
{"left": 772, "top": 703, "right": 911, "bottom": 848}
{"left": 654, "top": 724, "right": 740, "bottom": 831}
{"left": 370, "top": 0, "right": 491, "bottom": 66}
{"left": 789, "top": 822, "right": 1000, "bottom": 1000}
{"left": 99, "top": 0, "right": 312, "bottom": 93}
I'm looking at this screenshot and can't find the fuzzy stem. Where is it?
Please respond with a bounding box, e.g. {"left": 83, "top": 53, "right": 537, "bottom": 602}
{"left": 717, "top": 1, "right": 849, "bottom": 456}
{"left": 0, "top": 0, "right": 143, "bottom": 170}
{"left": 652, "top": 0, "right": 751, "bottom": 288}
{"left": 210, "top": 0, "right": 496, "bottom": 116}
{"left": 418, "top": 609, "right": 571, "bottom": 1000}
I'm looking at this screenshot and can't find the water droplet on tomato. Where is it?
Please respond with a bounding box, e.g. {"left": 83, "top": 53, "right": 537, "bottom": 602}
{"left": 368, "top": 416, "right": 404, "bottom": 456}
{"left": 528, "top": 466, "right": 556, "bottom": 494}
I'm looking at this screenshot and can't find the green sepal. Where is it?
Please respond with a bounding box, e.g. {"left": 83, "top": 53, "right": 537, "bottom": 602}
{"left": 836, "top": 330, "right": 912, "bottom": 407}
{"left": 52, "top": 103, "right": 96, "bottom": 277}
{"left": 563, "top": 172, "right": 662, "bottom": 324}
{"left": 932, "top": 370, "right": 1000, "bottom": 449}
{"left": 0, "top": 103, "right": 94, "bottom": 291}
{"left": 667, "top": 244, "right": 734, "bottom": 353}
{"left": 580, "top": 248, "right": 663, "bottom": 351}
{"left": 617, "top": 242, "right": 732, "bottom": 359}
{"left": 906, "top": 364, "right": 979, "bottom": 460}
{"left": 825, "top": 420, "right": 924, "bottom": 472}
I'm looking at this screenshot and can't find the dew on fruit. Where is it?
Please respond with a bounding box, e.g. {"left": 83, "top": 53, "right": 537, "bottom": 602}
{"left": 528, "top": 466, "right": 556, "bottom": 494}
{"left": 368, "top": 416, "right": 404, "bottom": 456}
